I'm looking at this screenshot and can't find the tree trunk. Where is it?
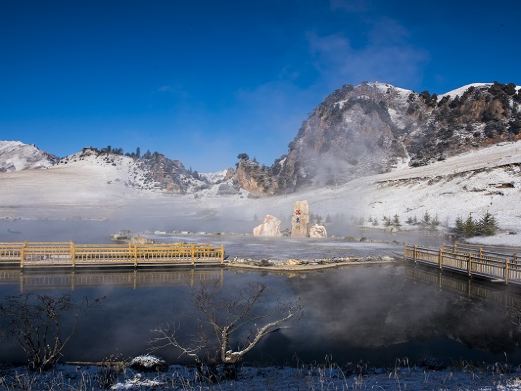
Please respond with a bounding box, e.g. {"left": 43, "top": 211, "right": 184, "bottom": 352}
{"left": 223, "top": 363, "right": 238, "bottom": 380}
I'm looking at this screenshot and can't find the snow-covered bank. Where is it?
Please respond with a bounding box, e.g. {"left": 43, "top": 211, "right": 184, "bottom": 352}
{"left": 1, "top": 140, "right": 520, "bottom": 247}
{"left": 2, "top": 363, "right": 521, "bottom": 390}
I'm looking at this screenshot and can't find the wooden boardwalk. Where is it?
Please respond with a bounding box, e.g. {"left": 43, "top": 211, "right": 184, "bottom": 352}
{"left": 404, "top": 243, "right": 521, "bottom": 285}
{"left": 0, "top": 242, "right": 225, "bottom": 269}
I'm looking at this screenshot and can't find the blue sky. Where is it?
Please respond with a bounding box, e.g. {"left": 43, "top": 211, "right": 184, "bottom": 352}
{"left": 1, "top": 0, "right": 520, "bottom": 171}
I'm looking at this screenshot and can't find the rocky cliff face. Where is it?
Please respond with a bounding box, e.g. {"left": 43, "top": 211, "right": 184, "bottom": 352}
{"left": 138, "top": 151, "right": 208, "bottom": 193}
{"left": 235, "top": 82, "right": 521, "bottom": 194}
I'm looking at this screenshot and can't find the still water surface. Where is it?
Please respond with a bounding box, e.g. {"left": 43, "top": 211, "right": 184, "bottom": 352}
{"left": 1, "top": 265, "right": 520, "bottom": 367}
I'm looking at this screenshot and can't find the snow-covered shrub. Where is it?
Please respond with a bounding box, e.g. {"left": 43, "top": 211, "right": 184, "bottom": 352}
{"left": 128, "top": 355, "right": 167, "bottom": 372}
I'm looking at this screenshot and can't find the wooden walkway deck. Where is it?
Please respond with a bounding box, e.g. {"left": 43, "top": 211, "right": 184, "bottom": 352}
{"left": 404, "top": 243, "right": 521, "bottom": 285}
{"left": 0, "top": 242, "right": 225, "bottom": 269}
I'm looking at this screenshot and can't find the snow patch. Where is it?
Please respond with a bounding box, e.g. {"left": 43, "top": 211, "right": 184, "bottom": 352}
{"left": 0, "top": 140, "right": 55, "bottom": 172}
{"left": 200, "top": 169, "right": 228, "bottom": 184}
{"left": 439, "top": 83, "right": 492, "bottom": 99}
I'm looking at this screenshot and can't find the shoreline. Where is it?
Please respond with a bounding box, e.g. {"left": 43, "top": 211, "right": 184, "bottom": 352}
{"left": 225, "top": 258, "right": 394, "bottom": 272}
{"left": 2, "top": 361, "right": 520, "bottom": 390}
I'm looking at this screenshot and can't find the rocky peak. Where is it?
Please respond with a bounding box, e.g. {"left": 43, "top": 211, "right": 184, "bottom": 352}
{"left": 233, "top": 154, "right": 279, "bottom": 197}
{"left": 0, "top": 140, "right": 58, "bottom": 172}
{"left": 233, "top": 81, "right": 521, "bottom": 195}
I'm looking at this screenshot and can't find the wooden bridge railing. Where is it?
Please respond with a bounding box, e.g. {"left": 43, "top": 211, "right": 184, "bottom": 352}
{"left": 404, "top": 244, "right": 521, "bottom": 285}
{"left": 0, "top": 242, "right": 225, "bottom": 269}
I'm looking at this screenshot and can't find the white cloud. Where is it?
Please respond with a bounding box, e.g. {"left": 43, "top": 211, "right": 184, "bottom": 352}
{"left": 307, "top": 19, "right": 428, "bottom": 89}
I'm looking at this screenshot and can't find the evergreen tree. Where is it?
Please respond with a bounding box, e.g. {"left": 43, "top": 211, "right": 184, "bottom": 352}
{"left": 406, "top": 216, "right": 414, "bottom": 225}
{"left": 372, "top": 217, "right": 378, "bottom": 226}
{"left": 478, "top": 211, "right": 497, "bottom": 236}
{"left": 422, "top": 211, "right": 431, "bottom": 225}
{"left": 383, "top": 216, "right": 392, "bottom": 227}
{"left": 455, "top": 216, "right": 464, "bottom": 235}
{"left": 392, "top": 214, "right": 401, "bottom": 227}
{"left": 413, "top": 216, "right": 418, "bottom": 225}
{"left": 430, "top": 214, "right": 440, "bottom": 228}
{"left": 464, "top": 214, "right": 476, "bottom": 237}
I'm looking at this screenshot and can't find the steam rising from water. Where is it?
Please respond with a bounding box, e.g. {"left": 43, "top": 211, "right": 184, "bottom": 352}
{"left": 0, "top": 266, "right": 519, "bottom": 366}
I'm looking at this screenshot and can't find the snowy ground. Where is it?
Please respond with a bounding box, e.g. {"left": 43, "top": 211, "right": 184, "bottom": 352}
{"left": 1, "top": 141, "right": 520, "bottom": 247}
{"left": 3, "top": 363, "right": 521, "bottom": 390}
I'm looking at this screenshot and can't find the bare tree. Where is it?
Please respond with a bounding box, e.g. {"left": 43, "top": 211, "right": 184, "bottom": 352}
{"left": 152, "top": 282, "right": 301, "bottom": 381}
{"left": 0, "top": 294, "right": 99, "bottom": 371}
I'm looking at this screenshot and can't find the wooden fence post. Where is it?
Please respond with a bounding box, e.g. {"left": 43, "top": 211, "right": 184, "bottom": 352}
{"left": 505, "top": 258, "right": 510, "bottom": 285}
{"left": 220, "top": 244, "right": 225, "bottom": 265}
{"left": 413, "top": 245, "right": 417, "bottom": 264}
{"left": 467, "top": 254, "right": 472, "bottom": 277}
{"left": 438, "top": 247, "right": 443, "bottom": 270}
{"left": 191, "top": 244, "right": 196, "bottom": 266}
{"left": 20, "top": 242, "right": 27, "bottom": 269}
{"left": 70, "top": 241, "right": 76, "bottom": 268}
{"left": 513, "top": 253, "right": 517, "bottom": 281}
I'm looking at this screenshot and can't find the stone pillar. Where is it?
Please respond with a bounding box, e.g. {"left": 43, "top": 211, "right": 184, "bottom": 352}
{"left": 291, "top": 200, "right": 310, "bottom": 238}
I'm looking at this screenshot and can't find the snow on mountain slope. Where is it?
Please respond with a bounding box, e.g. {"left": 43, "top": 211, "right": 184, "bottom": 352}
{"left": 440, "top": 83, "right": 521, "bottom": 99}
{"left": 1, "top": 140, "right": 520, "bottom": 246}
{"left": 0, "top": 141, "right": 56, "bottom": 172}
{"left": 200, "top": 169, "right": 229, "bottom": 184}
{"left": 0, "top": 149, "right": 150, "bottom": 208}
{"left": 57, "top": 148, "right": 153, "bottom": 190}
{"left": 439, "top": 83, "right": 492, "bottom": 99}
{"left": 383, "top": 141, "right": 521, "bottom": 180}
{"left": 275, "top": 140, "right": 521, "bottom": 245}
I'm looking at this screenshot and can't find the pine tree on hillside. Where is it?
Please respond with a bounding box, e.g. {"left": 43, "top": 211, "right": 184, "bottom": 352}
{"left": 478, "top": 211, "right": 497, "bottom": 236}
{"left": 392, "top": 214, "right": 401, "bottom": 227}
{"left": 464, "top": 214, "right": 476, "bottom": 237}
{"left": 455, "top": 216, "right": 464, "bottom": 235}
{"left": 422, "top": 211, "right": 431, "bottom": 225}
{"left": 430, "top": 214, "right": 440, "bottom": 229}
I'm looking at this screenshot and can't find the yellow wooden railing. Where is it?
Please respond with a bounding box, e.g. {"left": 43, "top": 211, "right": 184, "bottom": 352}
{"left": 404, "top": 244, "right": 520, "bottom": 285}
{"left": 0, "top": 242, "right": 225, "bottom": 269}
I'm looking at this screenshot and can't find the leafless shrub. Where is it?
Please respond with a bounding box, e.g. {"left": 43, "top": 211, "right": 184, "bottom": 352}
{"left": 0, "top": 294, "right": 102, "bottom": 372}
{"left": 151, "top": 282, "right": 301, "bottom": 382}
{"left": 95, "top": 354, "right": 126, "bottom": 389}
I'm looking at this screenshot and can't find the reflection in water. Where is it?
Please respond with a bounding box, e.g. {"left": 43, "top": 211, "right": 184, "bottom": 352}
{"left": 0, "top": 268, "right": 225, "bottom": 292}
{"left": 1, "top": 265, "right": 521, "bottom": 366}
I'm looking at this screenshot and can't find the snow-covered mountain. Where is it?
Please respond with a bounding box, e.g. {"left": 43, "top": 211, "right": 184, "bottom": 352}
{"left": 234, "top": 81, "right": 521, "bottom": 195}
{"left": 0, "top": 144, "right": 217, "bottom": 194}
{"left": 0, "top": 141, "right": 57, "bottom": 172}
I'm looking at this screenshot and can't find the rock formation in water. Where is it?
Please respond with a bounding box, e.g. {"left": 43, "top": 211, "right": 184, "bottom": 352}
{"left": 291, "top": 200, "right": 310, "bottom": 238}
{"left": 253, "top": 214, "right": 282, "bottom": 237}
{"left": 309, "top": 224, "right": 327, "bottom": 239}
